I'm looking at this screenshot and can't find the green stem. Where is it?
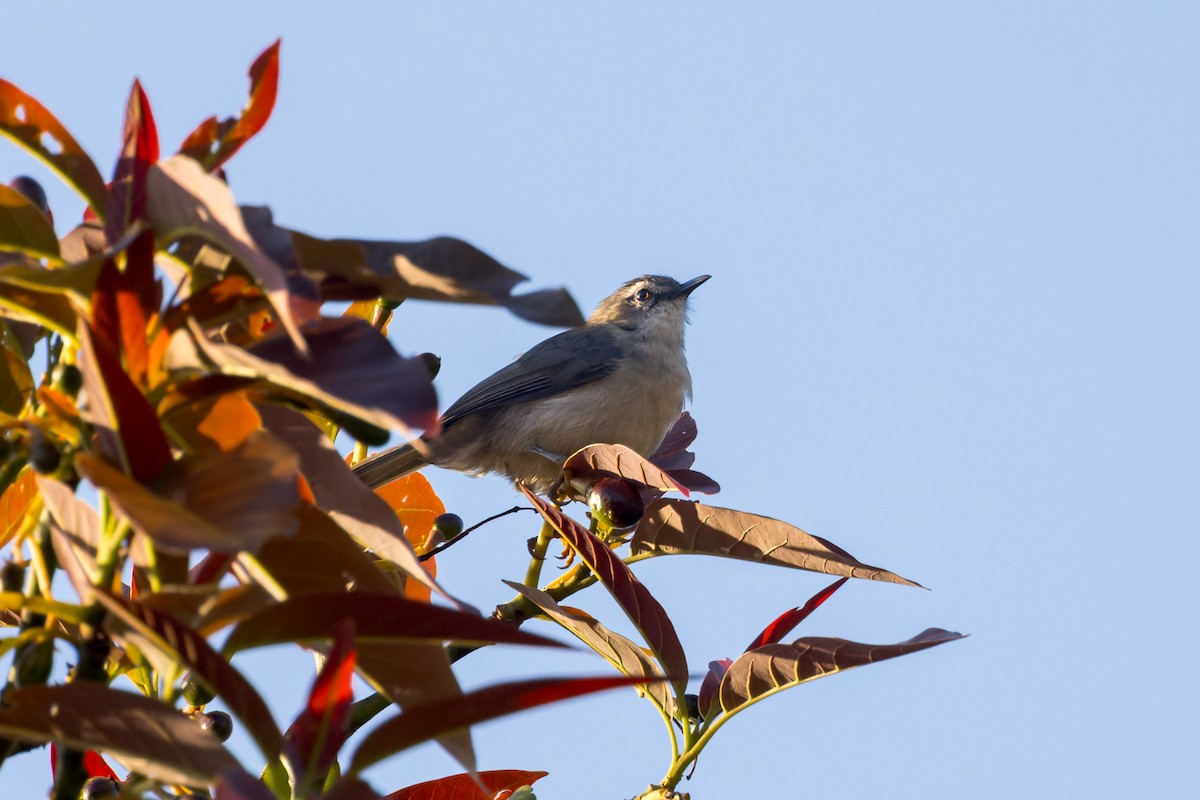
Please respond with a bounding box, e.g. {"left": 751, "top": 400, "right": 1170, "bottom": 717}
{"left": 522, "top": 521, "right": 555, "bottom": 588}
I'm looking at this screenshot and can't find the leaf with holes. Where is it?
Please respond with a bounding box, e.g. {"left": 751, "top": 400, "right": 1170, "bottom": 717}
{"left": 349, "top": 675, "right": 658, "bottom": 775}
{"left": 94, "top": 591, "right": 283, "bottom": 762}
{"left": 632, "top": 499, "right": 922, "bottom": 587}
{"left": 0, "top": 683, "right": 239, "bottom": 785}
{"left": 0, "top": 79, "right": 108, "bottom": 216}
{"left": 383, "top": 770, "right": 549, "bottom": 800}
{"left": 179, "top": 40, "right": 280, "bottom": 172}
{"left": 522, "top": 487, "right": 688, "bottom": 695}
{"left": 717, "top": 628, "right": 966, "bottom": 719}
{"left": 504, "top": 580, "right": 670, "bottom": 711}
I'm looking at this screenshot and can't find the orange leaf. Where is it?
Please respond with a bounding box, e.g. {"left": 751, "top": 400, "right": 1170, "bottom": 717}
{"left": 374, "top": 472, "right": 444, "bottom": 602}
{"left": 0, "top": 469, "right": 37, "bottom": 549}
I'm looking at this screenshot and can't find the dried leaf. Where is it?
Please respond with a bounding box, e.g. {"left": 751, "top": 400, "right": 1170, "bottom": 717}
{"left": 522, "top": 487, "right": 688, "bottom": 694}
{"left": 0, "top": 182, "right": 59, "bottom": 259}
{"left": 0, "top": 683, "right": 239, "bottom": 785}
{"left": 179, "top": 40, "right": 280, "bottom": 172}
{"left": 223, "top": 592, "right": 563, "bottom": 653}
{"left": 632, "top": 500, "right": 922, "bottom": 587}
{"left": 147, "top": 155, "right": 305, "bottom": 351}
{"left": 383, "top": 770, "right": 549, "bottom": 800}
{"left": 0, "top": 79, "right": 108, "bottom": 216}
{"left": 718, "top": 628, "right": 966, "bottom": 717}
{"left": 350, "top": 675, "right": 657, "bottom": 774}
{"left": 504, "top": 580, "right": 670, "bottom": 711}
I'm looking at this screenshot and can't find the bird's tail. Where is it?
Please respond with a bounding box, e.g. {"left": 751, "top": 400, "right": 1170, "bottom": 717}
{"left": 353, "top": 442, "right": 428, "bottom": 489}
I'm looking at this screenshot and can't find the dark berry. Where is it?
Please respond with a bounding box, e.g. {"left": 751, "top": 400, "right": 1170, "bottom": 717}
{"left": 586, "top": 477, "right": 645, "bottom": 529}
{"left": 81, "top": 776, "right": 120, "bottom": 800}
{"left": 434, "top": 512, "right": 464, "bottom": 539}
{"left": 8, "top": 176, "right": 49, "bottom": 215}
{"left": 196, "top": 709, "right": 233, "bottom": 742}
{"left": 28, "top": 437, "right": 61, "bottom": 474}
{"left": 1, "top": 560, "right": 24, "bottom": 592}
{"left": 53, "top": 362, "right": 83, "bottom": 396}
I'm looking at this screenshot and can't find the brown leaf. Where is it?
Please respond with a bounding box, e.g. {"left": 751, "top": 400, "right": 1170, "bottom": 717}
{"left": 146, "top": 155, "right": 305, "bottom": 351}
{"left": 0, "top": 278, "right": 78, "bottom": 338}
{"left": 0, "top": 683, "right": 240, "bottom": 785}
{"left": 94, "top": 591, "right": 283, "bottom": 762}
{"left": 256, "top": 504, "right": 398, "bottom": 596}
{"left": 38, "top": 475, "right": 100, "bottom": 601}
{"left": 258, "top": 405, "right": 447, "bottom": 601}
{"left": 349, "top": 675, "right": 658, "bottom": 774}
{"left": 382, "top": 770, "right": 549, "bottom": 800}
{"left": 223, "top": 592, "right": 563, "bottom": 653}
{"left": 717, "top": 628, "right": 966, "bottom": 716}
{"left": 241, "top": 206, "right": 585, "bottom": 326}
{"left": 0, "top": 182, "right": 60, "bottom": 259}
{"left": 561, "top": 443, "right": 688, "bottom": 497}
{"left": 631, "top": 499, "right": 923, "bottom": 587}
{"left": 504, "top": 580, "right": 671, "bottom": 711}
{"left": 0, "top": 79, "right": 109, "bottom": 217}
{"left": 522, "top": 487, "right": 688, "bottom": 694}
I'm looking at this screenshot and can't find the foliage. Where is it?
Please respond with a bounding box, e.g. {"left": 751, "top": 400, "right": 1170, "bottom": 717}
{"left": 0, "top": 42, "right": 962, "bottom": 800}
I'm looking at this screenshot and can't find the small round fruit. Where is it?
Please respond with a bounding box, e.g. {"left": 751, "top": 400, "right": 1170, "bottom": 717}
{"left": 53, "top": 363, "right": 83, "bottom": 396}
{"left": 586, "top": 477, "right": 645, "bottom": 529}
{"left": 28, "top": 438, "right": 61, "bottom": 475}
{"left": 81, "top": 776, "right": 120, "bottom": 800}
{"left": 196, "top": 710, "right": 233, "bottom": 742}
{"left": 1, "top": 560, "right": 24, "bottom": 592}
{"left": 182, "top": 673, "right": 216, "bottom": 707}
{"left": 681, "top": 693, "right": 702, "bottom": 721}
{"left": 8, "top": 176, "right": 49, "bottom": 215}
{"left": 433, "top": 512, "right": 464, "bottom": 539}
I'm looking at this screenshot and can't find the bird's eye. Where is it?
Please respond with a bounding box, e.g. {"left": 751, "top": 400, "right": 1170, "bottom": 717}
{"left": 634, "top": 288, "right": 652, "bottom": 303}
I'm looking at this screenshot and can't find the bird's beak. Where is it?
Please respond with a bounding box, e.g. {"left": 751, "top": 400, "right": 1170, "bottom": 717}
{"left": 671, "top": 275, "right": 711, "bottom": 299}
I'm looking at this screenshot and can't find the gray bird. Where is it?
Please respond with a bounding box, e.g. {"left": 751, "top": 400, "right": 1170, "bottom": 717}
{"left": 354, "top": 274, "right": 709, "bottom": 494}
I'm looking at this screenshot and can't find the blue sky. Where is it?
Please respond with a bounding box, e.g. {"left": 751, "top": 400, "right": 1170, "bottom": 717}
{"left": 2, "top": 3, "right": 1197, "bottom": 798}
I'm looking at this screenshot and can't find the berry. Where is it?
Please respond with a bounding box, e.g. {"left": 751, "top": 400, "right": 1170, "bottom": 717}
{"left": 8, "top": 176, "right": 49, "bottom": 215}
{"left": 53, "top": 362, "right": 83, "bottom": 396}
{"left": 81, "top": 776, "right": 120, "bottom": 800}
{"left": 182, "top": 673, "right": 216, "bottom": 707}
{"left": 586, "top": 477, "right": 645, "bottom": 529}
{"left": 196, "top": 710, "right": 233, "bottom": 742}
{"left": 28, "top": 437, "right": 61, "bottom": 474}
{"left": 1, "top": 560, "right": 24, "bottom": 592}
{"left": 434, "top": 512, "right": 464, "bottom": 539}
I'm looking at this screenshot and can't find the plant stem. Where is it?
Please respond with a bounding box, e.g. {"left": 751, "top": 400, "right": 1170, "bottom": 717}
{"left": 522, "top": 520, "right": 555, "bottom": 588}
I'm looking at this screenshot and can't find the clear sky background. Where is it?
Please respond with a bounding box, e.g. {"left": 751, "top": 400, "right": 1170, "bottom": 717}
{"left": 2, "top": 3, "right": 1197, "bottom": 798}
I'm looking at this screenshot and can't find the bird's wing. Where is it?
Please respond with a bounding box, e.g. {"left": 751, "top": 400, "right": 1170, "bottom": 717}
{"left": 439, "top": 325, "right": 622, "bottom": 429}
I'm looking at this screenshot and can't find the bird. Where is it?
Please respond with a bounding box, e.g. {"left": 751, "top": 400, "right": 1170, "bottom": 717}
{"left": 354, "top": 274, "right": 709, "bottom": 495}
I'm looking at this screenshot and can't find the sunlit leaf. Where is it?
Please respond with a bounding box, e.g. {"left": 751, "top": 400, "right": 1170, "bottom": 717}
{"left": 0, "top": 683, "right": 239, "bottom": 785}
{"left": 223, "top": 592, "right": 564, "bottom": 653}
{"left": 161, "top": 389, "right": 262, "bottom": 453}
{"left": 0, "top": 469, "right": 36, "bottom": 549}
{"left": 0, "top": 345, "right": 32, "bottom": 417}
{"left": 349, "top": 675, "right": 658, "bottom": 774}
{"left": 0, "top": 182, "right": 59, "bottom": 259}
{"left": 0, "top": 279, "right": 77, "bottom": 338}
{"left": 383, "top": 770, "right": 549, "bottom": 800}
{"left": 285, "top": 618, "right": 355, "bottom": 788}
{"left": 38, "top": 475, "right": 100, "bottom": 601}
{"left": 561, "top": 443, "right": 688, "bottom": 497}
{"left": 0, "top": 79, "right": 108, "bottom": 216}
{"left": 179, "top": 40, "right": 280, "bottom": 172}
{"left": 744, "top": 578, "right": 848, "bottom": 651}
{"left": 522, "top": 487, "right": 688, "bottom": 694}
{"left": 94, "top": 591, "right": 283, "bottom": 762}
{"left": 146, "top": 155, "right": 305, "bottom": 351}
{"left": 632, "top": 499, "right": 922, "bottom": 587}
{"left": 505, "top": 580, "right": 670, "bottom": 711}
{"left": 696, "top": 658, "right": 732, "bottom": 721}
{"left": 717, "top": 628, "right": 966, "bottom": 718}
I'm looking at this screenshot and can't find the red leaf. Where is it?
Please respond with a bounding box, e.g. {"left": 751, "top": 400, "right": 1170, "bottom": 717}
{"left": 179, "top": 40, "right": 280, "bottom": 172}
{"left": 744, "top": 577, "right": 848, "bottom": 651}
{"left": 107, "top": 81, "right": 159, "bottom": 242}
{"left": 696, "top": 658, "right": 732, "bottom": 721}
{"left": 49, "top": 743, "right": 120, "bottom": 781}
{"left": 285, "top": 618, "right": 356, "bottom": 787}
{"left": 383, "top": 770, "right": 549, "bottom": 800}
{"left": 350, "top": 675, "right": 657, "bottom": 773}
{"left": 521, "top": 487, "right": 688, "bottom": 695}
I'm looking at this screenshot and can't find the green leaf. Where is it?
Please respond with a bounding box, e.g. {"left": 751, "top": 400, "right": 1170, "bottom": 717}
{"left": 0, "top": 182, "right": 59, "bottom": 259}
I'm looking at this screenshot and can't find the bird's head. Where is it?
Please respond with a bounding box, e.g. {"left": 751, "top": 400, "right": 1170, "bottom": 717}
{"left": 588, "top": 275, "right": 710, "bottom": 337}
